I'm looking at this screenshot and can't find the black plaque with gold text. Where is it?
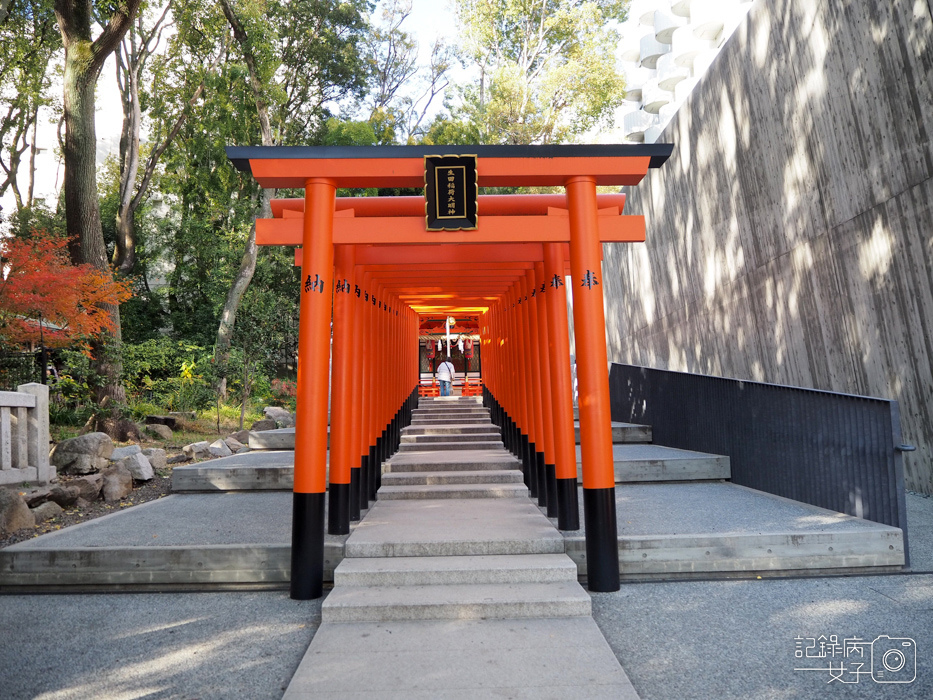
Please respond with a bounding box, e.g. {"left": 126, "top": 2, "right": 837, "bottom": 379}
{"left": 424, "top": 154, "right": 478, "bottom": 231}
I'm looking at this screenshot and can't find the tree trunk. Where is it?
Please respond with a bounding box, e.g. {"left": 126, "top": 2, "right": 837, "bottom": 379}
{"left": 55, "top": 0, "right": 142, "bottom": 404}
{"left": 113, "top": 39, "right": 141, "bottom": 273}
{"left": 214, "top": 0, "right": 276, "bottom": 398}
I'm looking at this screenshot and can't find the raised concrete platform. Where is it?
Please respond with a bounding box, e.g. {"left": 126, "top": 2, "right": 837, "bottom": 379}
{"left": 575, "top": 421, "right": 652, "bottom": 444}
{"left": 0, "top": 492, "right": 347, "bottom": 590}
{"left": 557, "top": 482, "right": 906, "bottom": 579}
{"left": 249, "top": 427, "right": 304, "bottom": 450}
{"left": 283, "top": 617, "right": 639, "bottom": 699}
{"left": 576, "top": 443, "right": 731, "bottom": 483}
{"left": 172, "top": 450, "right": 296, "bottom": 491}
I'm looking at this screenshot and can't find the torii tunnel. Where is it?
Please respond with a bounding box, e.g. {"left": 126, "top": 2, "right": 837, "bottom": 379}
{"left": 226, "top": 144, "right": 672, "bottom": 599}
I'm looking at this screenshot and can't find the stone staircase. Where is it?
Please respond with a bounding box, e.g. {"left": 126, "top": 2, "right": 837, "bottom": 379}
{"left": 321, "top": 396, "right": 593, "bottom": 624}
{"left": 286, "top": 395, "right": 639, "bottom": 697}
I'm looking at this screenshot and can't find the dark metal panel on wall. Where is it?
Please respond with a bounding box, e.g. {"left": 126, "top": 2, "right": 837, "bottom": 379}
{"left": 609, "top": 363, "right": 911, "bottom": 566}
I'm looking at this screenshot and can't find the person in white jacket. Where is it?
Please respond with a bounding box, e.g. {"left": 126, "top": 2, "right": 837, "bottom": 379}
{"left": 436, "top": 356, "right": 456, "bottom": 396}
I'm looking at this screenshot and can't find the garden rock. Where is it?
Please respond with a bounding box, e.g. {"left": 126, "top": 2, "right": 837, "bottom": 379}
{"left": 120, "top": 453, "right": 154, "bottom": 481}
{"left": 263, "top": 406, "right": 295, "bottom": 428}
{"left": 167, "top": 453, "right": 191, "bottom": 465}
{"left": 223, "top": 437, "right": 245, "bottom": 452}
{"left": 47, "top": 485, "right": 80, "bottom": 508}
{"left": 142, "top": 448, "right": 167, "bottom": 471}
{"left": 101, "top": 463, "right": 133, "bottom": 502}
{"left": 70, "top": 474, "right": 103, "bottom": 502}
{"left": 111, "top": 445, "right": 142, "bottom": 461}
{"left": 50, "top": 432, "right": 114, "bottom": 475}
{"left": 250, "top": 419, "right": 276, "bottom": 432}
{"left": 236, "top": 446, "right": 252, "bottom": 454}
{"left": 145, "top": 415, "right": 178, "bottom": 430}
{"left": 23, "top": 487, "right": 53, "bottom": 508}
{"left": 209, "top": 439, "right": 233, "bottom": 458}
{"left": 0, "top": 489, "right": 36, "bottom": 535}
{"left": 183, "top": 441, "right": 211, "bottom": 460}
{"left": 31, "top": 500, "right": 63, "bottom": 523}
{"left": 145, "top": 423, "right": 173, "bottom": 440}
{"left": 231, "top": 430, "right": 250, "bottom": 444}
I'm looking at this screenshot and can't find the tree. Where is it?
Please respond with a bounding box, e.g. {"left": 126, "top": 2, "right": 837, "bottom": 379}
{"left": 53, "top": 0, "right": 143, "bottom": 402}
{"left": 451, "top": 0, "right": 627, "bottom": 144}
{"left": 365, "top": 0, "right": 452, "bottom": 144}
{"left": 210, "top": 0, "right": 372, "bottom": 396}
{"left": 0, "top": 0, "right": 61, "bottom": 214}
{"left": 0, "top": 231, "right": 133, "bottom": 349}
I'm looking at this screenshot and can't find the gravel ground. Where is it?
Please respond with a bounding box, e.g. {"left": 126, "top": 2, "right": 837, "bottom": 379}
{"left": 1, "top": 469, "right": 174, "bottom": 550}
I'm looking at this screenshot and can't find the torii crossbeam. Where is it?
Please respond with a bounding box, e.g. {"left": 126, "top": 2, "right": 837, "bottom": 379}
{"left": 227, "top": 144, "right": 672, "bottom": 599}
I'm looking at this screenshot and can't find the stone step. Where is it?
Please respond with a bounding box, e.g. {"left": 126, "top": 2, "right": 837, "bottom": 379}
{"left": 418, "top": 396, "right": 483, "bottom": 406}
{"left": 333, "top": 554, "right": 578, "bottom": 587}
{"left": 402, "top": 424, "right": 497, "bottom": 436}
{"left": 401, "top": 431, "right": 501, "bottom": 444}
{"left": 385, "top": 451, "right": 522, "bottom": 473}
{"left": 576, "top": 443, "right": 731, "bottom": 482}
{"left": 412, "top": 408, "right": 489, "bottom": 417}
{"left": 378, "top": 483, "right": 529, "bottom": 500}
{"left": 411, "top": 416, "right": 493, "bottom": 425}
{"left": 344, "top": 499, "right": 565, "bottom": 558}
{"left": 575, "top": 421, "right": 652, "bottom": 444}
{"left": 398, "top": 440, "right": 504, "bottom": 452}
{"left": 381, "top": 470, "right": 524, "bottom": 486}
{"left": 321, "top": 580, "right": 591, "bottom": 623}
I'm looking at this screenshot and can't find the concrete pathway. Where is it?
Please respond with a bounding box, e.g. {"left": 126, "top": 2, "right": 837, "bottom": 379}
{"left": 282, "top": 396, "right": 640, "bottom": 699}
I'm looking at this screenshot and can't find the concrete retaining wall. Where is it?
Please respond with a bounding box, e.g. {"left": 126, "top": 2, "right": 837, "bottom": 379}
{"left": 607, "top": 0, "right": 933, "bottom": 493}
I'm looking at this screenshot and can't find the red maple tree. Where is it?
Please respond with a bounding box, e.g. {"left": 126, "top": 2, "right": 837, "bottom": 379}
{"left": 0, "top": 232, "right": 133, "bottom": 349}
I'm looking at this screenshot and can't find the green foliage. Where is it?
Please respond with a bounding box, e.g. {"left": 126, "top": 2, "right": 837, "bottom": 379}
{"left": 450, "top": 0, "right": 628, "bottom": 144}
{"left": 48, "top": 349, "right": 95, "bottom": 425}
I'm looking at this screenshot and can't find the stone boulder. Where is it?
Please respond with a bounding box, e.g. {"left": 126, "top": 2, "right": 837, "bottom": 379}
{"left": 70, "top": 474, "right": 103, "bottom": 502}
{"left": 167, "top": 453, "right": 191, "bottom": 465}
{"left": 142, "top": 448, "right": 167, "bottom": 471}
{"left": 111, "top": 445, "right": 142, "bottom": 461}
{"left": 209, "top": 439, "right": 233, "bottom": 458}
{"left": 101, "top": 463, "right": 133, "bottom": 502}
{"left": 145, "top": 423, "right": 173, "bottom": 440}
{"left": 250, "top": 418, "right": 277, "bottom": 432}
{"left": 231, "top": 430, "right": 250, "bottom": 444}
{"left": 120, "top": 453, "right": 154, "bottom": 481}
{"left": 31, "top": 500, "right": 63, "bottom": 523}
{"left": 183, "top": 441, "right": 211, "bottom": 461}
{"left": 0, "top": 488, "right": 36, "bottom": 535}
{"left": 50, "top": 433, "right": 114, "bottom": 475}
{"left": 224, "top": 437, "right": 246, "bottom": 452}
{"left": 263, "top": 406, "right": 295, "bottom": 428}
{"left": 46, "top": 485, "right": 80, "bottom": 508}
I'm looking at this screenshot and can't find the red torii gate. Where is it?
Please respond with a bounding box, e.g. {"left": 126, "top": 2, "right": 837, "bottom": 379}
{"left": 227, "top": 144, "right": 672, "bottom": 599}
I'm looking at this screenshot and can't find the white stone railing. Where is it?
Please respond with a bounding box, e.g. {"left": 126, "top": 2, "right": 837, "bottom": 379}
{"left": 0, "top": 383, "right": 52, "bottom": 486}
